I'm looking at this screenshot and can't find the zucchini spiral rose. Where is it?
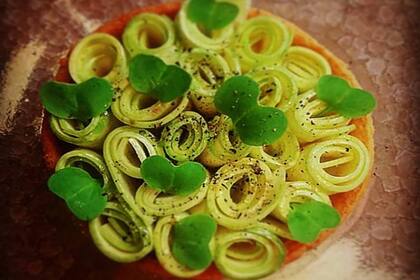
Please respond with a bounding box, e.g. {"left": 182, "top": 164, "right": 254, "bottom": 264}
{"left": 122, "top": 13, "right": 179, "bottom": 63}
{"left": 286, "top": 90, "right": 355, "bottom": 143}
{"left": 161, "top": 111, "right": 209, "bottom": 161}
{"left": 89, "top": 201, "right": 154, "bottom": 262}
{"left": 69, "top": 33, "right": 128, "bottom": 86}
{"left": 271, "top": 181, "right": 331, "bottom": 222}
{"left": 207, "top": 158, "right": 284, "bottom": 230}
{"left": 214, "top": 227, "right": 286, "bottom": 279}
{"left": 181, "top": 48, "right": 233, "bottom": 116}
{"left": 258, "top": 216, "right": 292, "bottom": 240}
{"left": 50, "top": 113, "right": 118, "bottom": 149}
{"left": 234, "top": 16, "right": 293, "bottom": 73}
{"left": 288, "top": 135, "right": 371, "bottom": 194}
{"left": 111, "top": 83, "right": 189, "bottom": 129}
{"left": 250, "top": 130, "right": 300, "bottom": 170}
{"left": 281, "top": 46, "right": 332, "bottom": 93}
{"left": 55, "top": 149, "right": 112, "bottom": 190}
{"left": 103, "top": 126, "right": 163, "bottom": 220}
{"left": 199, "top": 115, "right": 251, "bottom": 168}
{"left": 248, "top": 66, "right": 298, "bottom": 111}
{"left": 176, "top": 1, "right": 234, "bottom": 50}
{"left": 154, "top": 213, "right": 214, "bottom": 278}
{"left": 135, "top": 175, "right": 209, "bottom": 217}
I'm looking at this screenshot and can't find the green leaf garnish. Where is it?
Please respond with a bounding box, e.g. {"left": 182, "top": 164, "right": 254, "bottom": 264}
{"left": 187, "top": 0, "right": 239, "bottom": 31}
{"left": 140, "top": 155, "right": 206, "bottom": 196}
{"left": 40, "top": 77, "right": 114, "bottom": 120}
{"left": 316, "top": 75, "right": 377, "bottom": 118}
{"left": 287, "top": 200, "right": 340, "bottom": 244}
{"left": 172, "top": 214, "right": 217, "bottom": 270}
{"left": 215, "top": 75, "right": 288, "bottom": 146}
{"left": 129, "top": 54, "right": 192, "bottom": 102}
{"left": 47, "top": 167, "right": 107, "bottom": 220}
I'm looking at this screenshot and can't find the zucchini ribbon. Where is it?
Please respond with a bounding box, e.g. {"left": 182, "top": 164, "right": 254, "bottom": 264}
{"left": 281, "top": 46, "right": 331, "bottom": 93}
{"left": 248, "top": 66, "right": 298, "bottom": 111}
{"left": 233, "top": 16, "right": 293, "bottom": 72}
{"left": 207, "top": 158, "right": 284, "bottom": 230}
{"left": 199, "top": 115, "right": 251, "bottom": 168}
{"left": 55, "top": 149, "right": 153, "bottom": 262}
{"left": 111, "top": 83, "right": 189, "bottom": 128}
{"left": 288, "top": 135, "right": 370, "bottom": 194}
{"left": 69, "top": 33, "right": 128, "bottom": 87}
{"left": 181, "top": 48, "right": 234, "bottom": 116}
{"left": 103, "top": 126, "right": 163, "bottom": 221}
{"left": 135, "top": 176, "right": 209, "bottom": 217}
{"left": 122, "top": 13, "right": 179, "bottom": 64}
{"left": 250, "top": 130, "right": 300, "bottom": 170}
{"left": 271, "top": 181, "right": 331, "bottom": 222}
{"left": 214, "top": 227, "right": 286, "bottom": 279}
{"left": 154, "top": 213, "right": 214, "bottom": 278}
{"left": 286, "top": 90, "right": 355, "bottom": 143}
{"left": 161, "top": 111, "right": 209, "bottom": 161}
{"left": 50, "top": 113, "right": 118, "bottom": 149}
{"left": 176, "top": 1, "right": 235, "bottom": 50}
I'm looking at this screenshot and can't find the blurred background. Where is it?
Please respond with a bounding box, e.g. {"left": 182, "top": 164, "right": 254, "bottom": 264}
{"left": 0, "top": 0, "right": 419, "bottom": 279}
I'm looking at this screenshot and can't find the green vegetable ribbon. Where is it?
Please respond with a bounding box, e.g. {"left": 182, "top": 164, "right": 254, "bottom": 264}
{"left": 161, "top": 111, "right": 209, "bottom": 161}
{"left": 286, "top": 90, "right": 355, "bottom": 143}
{"left": 233, "top": 16, "right": 293, "bottom": 72}
{"left": 288, "top": 135, "right": 371, "bottom": 194}
{"left": 207, "top": 158, "right": 284, "bottom": 229}
{"left": 199, "top": 115, "right": 251, "bottom": 168}
{"left": 111, "top": 82, "right": 189, "bottom": 128}
{"left": 214, "top": 227, "right": 286, "bottom": 279}
{"left": 122, "top": 13, "right": 179, "bottom": 64}
{"left": 69, "top": 33, "right": 128, "bottom": 87}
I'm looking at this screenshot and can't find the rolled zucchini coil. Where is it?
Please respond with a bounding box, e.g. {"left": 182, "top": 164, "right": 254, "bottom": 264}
{"left": 111, "top": 83, "right": 189, "bottom": 129}
{"left": 50, "top": 112, "right": 118, "bottom": 149}
{"left": 199, "top": 115, "right": 251, "bottom": 168}
{"left": 161, "top": 111, "right": 209, "bottom": 161}
{"left": 207, "top": 158, "right": 284, "bottom": 230}
{"left": 248, "top": 66, "right": 298, "bottom": 111}
{"left": 103, "top": 126, "right": 163, "bottom": 221}
{"left": 122, "top": 13, "right": 179, "bottom": 64}
{"left": 69, "top": 33, "right": 128, "bottom": 87}
{"left": 250, "top": 130, "right": 300, "bottom": 170}
{"left": 154, "top": 213, "right": 214, "bottom": 278}
{"left": 271, "top": 181, "right": 331, "bottom": 222}
{"left": 176, "top": 1, "right": 234, "bottom": 50}
{"left": 288, "top": 135, "right": 371, "bottom": 194}
{"left": 286, "top": 90, "right": 355, "bottom": 143}
{"left": 55, "top": 149, "right": 112, "bottom": 191}
{"left": 135, "top": 174, "right": 209, "bottom": 217}
{"left": 233, "top": 16, "right": 293, "bottom": 73}
{"left": 280, "top": 46, "right": 331, "bottom": 93}
{"left": 258, "top": 217, "right": 293, "bottom": 240}
{"left": 89, "top": 201, "right": 154, "bottom": 262}
{"left": 181, "top": 48, "right": 233, "bottom": 116}
{"left": 214, "top": 227, "right": 286, "bottom": 280}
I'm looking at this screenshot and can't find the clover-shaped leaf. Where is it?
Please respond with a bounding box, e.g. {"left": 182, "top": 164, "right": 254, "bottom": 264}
{"left": 48, "top": 167, "right": 107, "bottom": 220}
{"left": 215, "top": 75, "right": 288, "bottom": 146}
{"left": 287, "top": 200, "right": 340, "bottom": 244}
{"left": 40, "top": 77, "right": 114, "bottom": 120}
{"left": 316, "top": 75, "right": 377, "bottom": 118}
{"left": 129, "top": 54, "right": 192, "bottom": 102}
{"left": 172, "top": 214, "right": 217, "bottom": 270}
{"left": 140, "top": 155, "right": 206, "bottom": 196}
{"left": 187, "top": 0, "right": 239, "bottom": 31}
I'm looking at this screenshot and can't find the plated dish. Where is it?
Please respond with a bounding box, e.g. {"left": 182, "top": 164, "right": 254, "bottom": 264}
{"left": 41, "top": 0, "right": 375, "bottom": 279}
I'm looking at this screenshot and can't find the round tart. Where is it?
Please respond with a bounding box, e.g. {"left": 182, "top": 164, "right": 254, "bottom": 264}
{"left": 41, "top": 1, "right": 374, "bottom": 279}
